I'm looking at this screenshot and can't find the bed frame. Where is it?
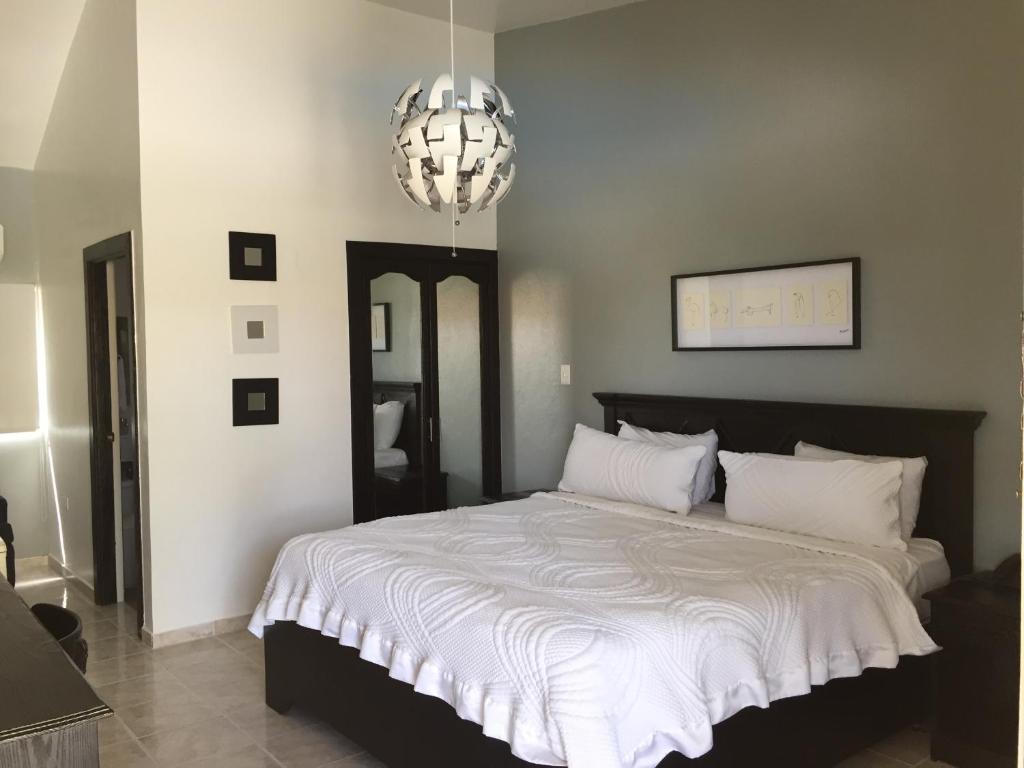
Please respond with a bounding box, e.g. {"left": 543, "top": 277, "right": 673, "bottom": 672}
{"left": 265, "top": 392, "right": 985, "bottom": 767}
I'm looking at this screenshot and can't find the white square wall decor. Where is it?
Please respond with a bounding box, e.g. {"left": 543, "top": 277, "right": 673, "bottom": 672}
{"left": 231, "top": 305, "right": 279, "bottom": 353}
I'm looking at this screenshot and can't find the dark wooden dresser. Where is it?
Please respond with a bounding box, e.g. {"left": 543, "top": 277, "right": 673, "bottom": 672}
{"left": 0, "top": 578, "right": 111, "bottom": 767}
{"left": 373, "top": 466, "right": 448, "bottom": 519}
{"left": 925, "top": 567, "right": 1020, "bottom": 768}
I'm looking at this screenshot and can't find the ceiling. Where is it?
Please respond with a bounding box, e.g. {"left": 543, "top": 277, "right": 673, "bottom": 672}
{"left": 0, "top": 0, "right": 85, "bottom": 170}
{"left": 366, "top": 0, "right": 647, "bottom": 33}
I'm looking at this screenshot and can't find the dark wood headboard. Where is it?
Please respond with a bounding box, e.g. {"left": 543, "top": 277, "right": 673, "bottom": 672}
{"left": 373, "top": 381, "right": 422, "bottom": 469}
{"left": 595, "top": 392, "right": 985, "bottom": 577}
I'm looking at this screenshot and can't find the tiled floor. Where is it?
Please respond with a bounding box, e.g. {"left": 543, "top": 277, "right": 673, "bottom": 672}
{"left": 13, "top": 561, "right": 955, "bottom": 768}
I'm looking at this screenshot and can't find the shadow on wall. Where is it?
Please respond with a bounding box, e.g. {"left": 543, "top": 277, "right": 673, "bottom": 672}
{"left": 498, "top": 265, "right": 574, "bottom": 491}
{"left": 0, "top": 167, "right": 37, "bottom": 284}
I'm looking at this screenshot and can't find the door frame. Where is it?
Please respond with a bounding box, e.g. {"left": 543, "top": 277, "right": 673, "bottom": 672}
{"left": 346, "top": 241, "right": 501, "bottom": 524}
{"left": 83, "top": 233, "right": 144, "bottom": 632}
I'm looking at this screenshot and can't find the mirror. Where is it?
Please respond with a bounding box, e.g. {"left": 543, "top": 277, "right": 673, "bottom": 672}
{"left": 436, "top": 276, "right": 482, "bottom": 506}
{"left": 369, "top": 272, "right": 426, "bottom": 518}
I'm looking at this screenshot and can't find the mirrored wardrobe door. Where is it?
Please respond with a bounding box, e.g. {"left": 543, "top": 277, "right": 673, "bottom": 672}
{"left": 434, "top": 275, "right": 482, "bottom": 507}
{"left": 368, "top": 271, "right": 429, "bottom": 519}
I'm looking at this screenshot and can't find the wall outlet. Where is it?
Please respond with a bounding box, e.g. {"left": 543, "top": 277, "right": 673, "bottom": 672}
{"left": 560, "top": 364, "right": 571, "bottom": 386}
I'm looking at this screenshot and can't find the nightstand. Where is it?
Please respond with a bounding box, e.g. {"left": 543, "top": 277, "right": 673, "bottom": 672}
{"left": 924, "top": 566, "right": 1020, "bottom": 768}
{"left": 479, "top": 489, "right": 552, "bottom": 505}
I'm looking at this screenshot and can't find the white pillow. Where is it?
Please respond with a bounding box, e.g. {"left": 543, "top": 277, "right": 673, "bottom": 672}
{"left": 794, "top": 441, "right": 927, "bottom": 542}
{"left": 617, "top": 422, "right": 718, "bottom": 505}
{"left": 558, "top": 424, "right": 707, "bottom": 514}
{"left": 373, "top": 400, "right": 404, "bottom": 450}
{"left": 718, "top": 450, "right": 905, "bottom": 550}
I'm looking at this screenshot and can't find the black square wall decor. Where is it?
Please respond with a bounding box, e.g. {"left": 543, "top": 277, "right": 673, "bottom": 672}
{"left": 232, "top": 378, "right": 279, "bottom": 426}
{"left": 229, "top": 232, "right": 277, "bottom": 281}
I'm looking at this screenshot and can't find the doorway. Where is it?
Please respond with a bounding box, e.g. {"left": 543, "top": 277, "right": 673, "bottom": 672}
{"left": 83, "top": 233, "right": 143, "bottom": 634}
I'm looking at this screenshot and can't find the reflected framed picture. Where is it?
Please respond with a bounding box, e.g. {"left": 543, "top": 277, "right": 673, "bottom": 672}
{"left": 229, "top": 231, "right": 277, "bottom": 281}
{"left": 671, "top": 257, "right": 860, "bottom": 351}
{"left": 231, "top": 305, "right": 279, "bottom": 354}
{"left": 232, "top": 378, "right": 279, "bottom": 426}
{"left": 371, "top": 303, "right": 391, "bottom": 352}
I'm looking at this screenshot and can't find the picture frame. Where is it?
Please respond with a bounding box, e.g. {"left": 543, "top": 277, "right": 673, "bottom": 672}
{"left": 371, "top": 303, "right": 391, "bottom": 352}
{"left": 671, "top": 257, "right": 860, "bottom": 351}
{"left": 230, "top": 305, "right": 279, "bottom": 354}
{"left": 229, "top": 231, "right": 277, "bottom": 281}
{"left": 232, "top": 378, "right": 279, "bottom": 426}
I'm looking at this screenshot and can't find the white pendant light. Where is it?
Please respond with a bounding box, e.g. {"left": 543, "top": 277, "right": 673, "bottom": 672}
{"left": 390, "top": 0, "right": 517, "bottom": 254}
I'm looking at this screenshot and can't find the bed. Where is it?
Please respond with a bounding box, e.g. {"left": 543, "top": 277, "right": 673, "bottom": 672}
{"left": 253, "top": 392, "right": 985, "bottom": 767}
{"left": 372, "top": 381, "right": 422, "bottom": 470}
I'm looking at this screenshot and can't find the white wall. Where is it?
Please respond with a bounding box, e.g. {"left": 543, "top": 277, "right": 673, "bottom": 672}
{"left": 0, "top": 284, "right": 46, "bottom": 558}
{"left": 135, "top": 0, "right": 496, "bottom": 634}
{"left": 0, "top": 285, "right": 39, "bottom": 434}
{"left": 34, "top": 0, "right": 144, "bottom": 592}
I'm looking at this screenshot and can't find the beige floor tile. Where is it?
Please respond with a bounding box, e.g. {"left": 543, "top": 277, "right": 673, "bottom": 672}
{"left": 87, "top": 652, "right": 169, "bottom": 687}
{"left": 138, "top": 715, "right": 254, "bottom": 765}
{"left": 98, "top": 737, "right": 156, "bottom": 768}
{"left": 225, "top": 701, "right": 320, "bottom": 745}
{"left": 176, "top": 744, "right": 283, "bottom": 768}
{"left": 173, "top": 657, "right": 265, "bottom": 710}
{"left": 96, "top": 673, "right": 190, "bottom": 710}
{"left": 150, "top": 636, "right": 224, "bottom": 662}
{"left": 89, "top": 633, "right": 150, "bottom": 662}
{"left": 98, "top": 713, "right": 135, "bottom": 746}
{"left": 82, "top": 618, "right": 124, "bottom": 642}
{"left": 117, "top": 689, "right": 216, "bottom": 738}
{"left": 240, "top": 645, "right": 266, "bottom": 669}
{"left": 870, "top": 725, "right": 930, "bottom": 765}
{"left": 220, "top": 629, "right": 263, "bottom": 653}
{"left": 160, "top": 641, "right": 244, "bottom": 672}
{"left": 261, "top": 724, "right": 364, "bottom": 768}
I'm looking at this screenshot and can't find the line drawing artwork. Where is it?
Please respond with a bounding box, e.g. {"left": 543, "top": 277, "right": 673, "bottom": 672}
{"left": 681, "top": 293, "right": 706, "bottom": 330}
{"left": 816, "top": 280, "right": 848, "bottom": 326}
{"left": 784, "top": 284, "right": 813, "bottom": 327}
{"left": 709, "top": 292, "right": 731, "bottom": 329}
{"left": 734, "top": 287, "right": 782, "bottom": 328}
{"left": 740, "top": 302, "right": 775, "bottom": 317}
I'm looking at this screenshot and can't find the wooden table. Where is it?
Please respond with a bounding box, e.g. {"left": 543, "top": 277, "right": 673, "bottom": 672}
{"left": 0, "top": 578, "right": 111, "bottom": 767}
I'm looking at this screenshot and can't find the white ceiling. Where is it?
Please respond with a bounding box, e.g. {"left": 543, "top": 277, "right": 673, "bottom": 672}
{"left": 366, "top": 0, "right": 647, "bottom": 33}
{"left": 0, "top": 0, "right": 85, "bottom": 170}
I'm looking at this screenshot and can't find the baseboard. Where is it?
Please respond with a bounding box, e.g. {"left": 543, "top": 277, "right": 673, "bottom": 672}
{"left": 143, "top": 613, "right": 252, "bottom": 649}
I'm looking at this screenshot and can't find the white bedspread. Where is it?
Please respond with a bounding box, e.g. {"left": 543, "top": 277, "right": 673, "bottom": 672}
{"left": 249, "top": 492, "right": 938, "bottom": 768}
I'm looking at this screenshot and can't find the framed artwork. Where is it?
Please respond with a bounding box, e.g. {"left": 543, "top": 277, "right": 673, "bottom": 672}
{"left": 671, "top": 257, "right": 860, "bottom": 350}
{"left": 232, "top": 378, "right": 279, "bottom": 426}
{"left": 229, "top": 231, "right": 277, "bottom": 281}
{"left": 231, "top": 305, "right": 279, "bottom": 354}
{"left": 371, "top": 303, "right": 391, "bottom": 352}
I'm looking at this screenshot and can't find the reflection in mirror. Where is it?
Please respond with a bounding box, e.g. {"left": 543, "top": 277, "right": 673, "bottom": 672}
{"left": 436, "top": 276, "right": 481, "bottom": 506}
{"left": 370, "top": 273, "right": 425, "bottom": 518}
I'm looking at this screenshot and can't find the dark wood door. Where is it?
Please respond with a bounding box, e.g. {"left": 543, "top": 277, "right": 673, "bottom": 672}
{"left": 347, "top": 241, "right": 501, "bottom": 524}
{"left": 83, "top": 233, "right": 144, "bottom": 636}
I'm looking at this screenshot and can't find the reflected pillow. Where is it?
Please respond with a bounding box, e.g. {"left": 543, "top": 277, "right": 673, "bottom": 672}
{"left": 794, "top": 441, "right": 927, "bottom": 542}
{"left": 373, "top": 401, "right": 404, "bottom": 450}
{"left": 718, "top": 450, "right": 905, "bottom": 550}
{"left": 617, "top": 421, "right": 718, "bottom": 505}
{"left": 558, "top": 424, "right": 706, "bottom": 514}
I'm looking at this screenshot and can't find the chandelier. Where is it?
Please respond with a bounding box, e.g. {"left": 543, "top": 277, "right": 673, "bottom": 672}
{"left": 389, "top": 1, "right": 517, "bottom": 231}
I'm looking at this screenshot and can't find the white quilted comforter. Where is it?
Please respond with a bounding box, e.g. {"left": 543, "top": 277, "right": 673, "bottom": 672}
{"left": 249, "top": 493, "right": 938, "bottom": 768}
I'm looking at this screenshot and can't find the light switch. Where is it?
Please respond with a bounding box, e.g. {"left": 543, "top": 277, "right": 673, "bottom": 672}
{"left": 560, "top": 364, "right": 571, "bottom": 386}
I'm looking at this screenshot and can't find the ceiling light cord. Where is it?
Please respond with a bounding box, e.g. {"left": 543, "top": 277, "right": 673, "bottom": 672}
{"left": 450, "top": 0, "right": 458, "bottom": 257}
